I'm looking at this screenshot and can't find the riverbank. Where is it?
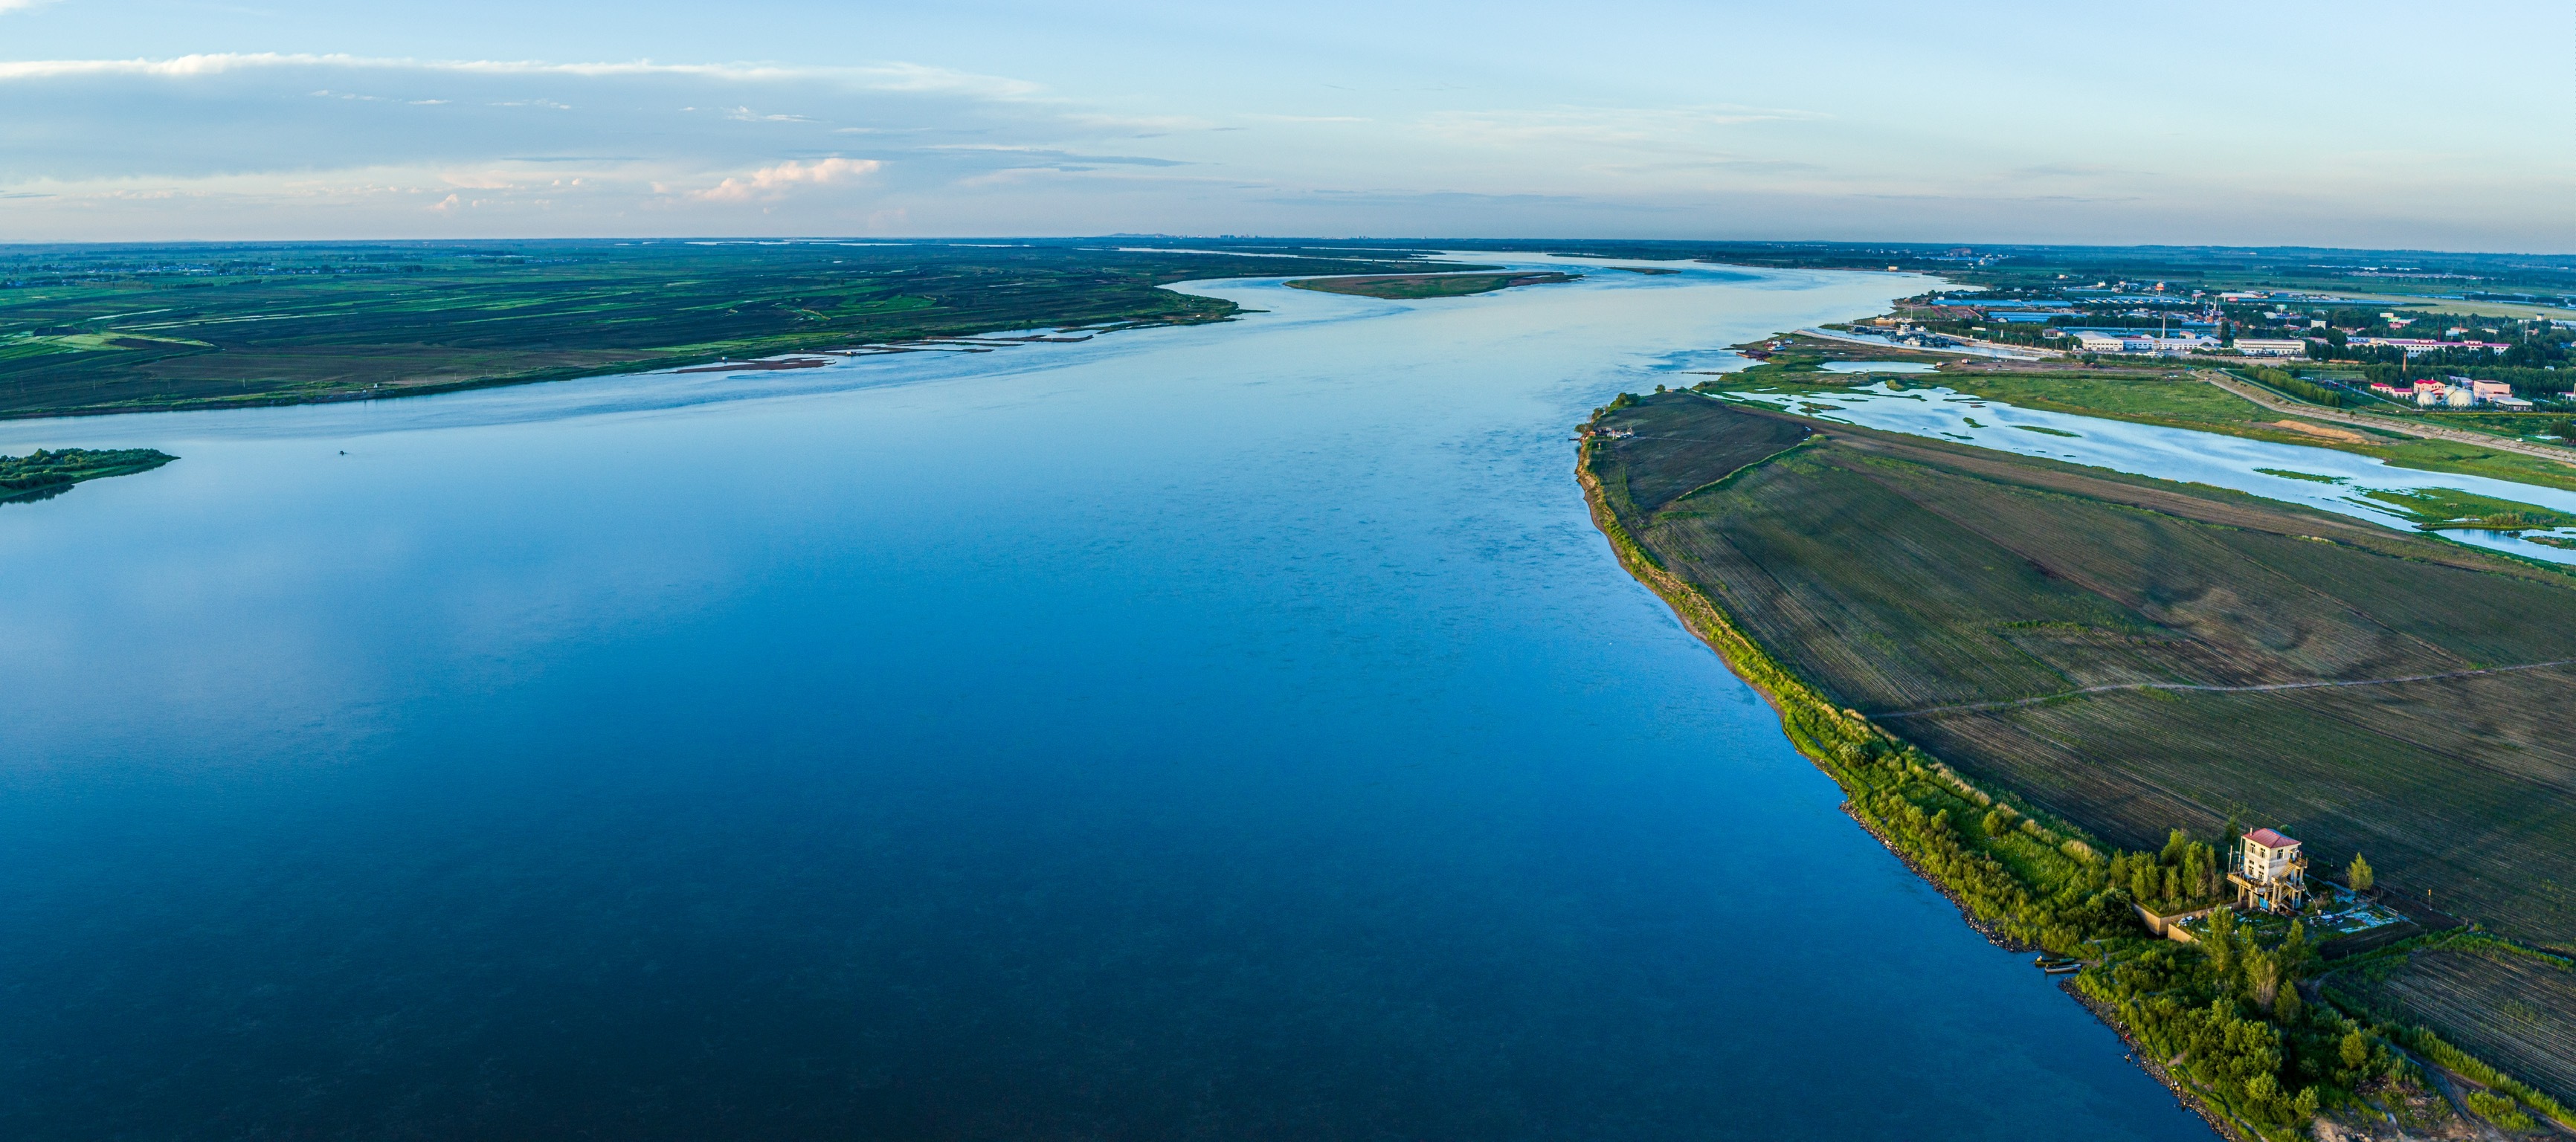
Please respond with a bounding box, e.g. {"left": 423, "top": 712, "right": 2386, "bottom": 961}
{"left": 2068, "top": 984, "right": 2258, "bottom": 1142}
{"left": 1577, "top": 425, "right": 2293, "bottom": 1137}
{"left": 0, "top": 242, "right": 1443, "bottom": 421}
{"left": 1578, "top": 390, "right": 2576, "bottom": 1140}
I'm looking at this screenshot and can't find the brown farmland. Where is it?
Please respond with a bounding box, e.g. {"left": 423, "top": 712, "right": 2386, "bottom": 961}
{"left": 1590, "top": 393, "right": 2576, "bottom": 952}
{"left": 2333, "top": 944, "right": 2576, "bottom": 1103}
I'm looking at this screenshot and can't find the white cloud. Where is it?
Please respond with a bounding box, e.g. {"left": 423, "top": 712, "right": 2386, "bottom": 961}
{"left": 0, "top": 54, "right": 1040, "bottom": 99}
{"left": 687, "top": 157, "right": 881, "bottom": 201}
{"left": 0, "top": 0, "right": 59, "bottom": 13}
{"left": 0, "top": 38, "right": 2563, "bottom": 248}
{"left": 0, "top": 52, "right": 1108, "bottom": 189}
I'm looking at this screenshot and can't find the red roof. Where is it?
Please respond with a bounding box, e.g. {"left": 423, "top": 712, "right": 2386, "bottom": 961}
{"left": 2245, "top": 828, "right": 2296, "bottom": 848}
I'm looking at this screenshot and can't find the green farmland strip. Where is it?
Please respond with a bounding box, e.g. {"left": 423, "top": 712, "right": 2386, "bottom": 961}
{"left": 0, "top": 241, "right": 1441, "bottom": 419}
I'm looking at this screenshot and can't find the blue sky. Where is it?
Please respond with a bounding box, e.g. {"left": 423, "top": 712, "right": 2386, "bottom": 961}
{"left": 3, "top": 0, "right": 2570, "bottom": 248}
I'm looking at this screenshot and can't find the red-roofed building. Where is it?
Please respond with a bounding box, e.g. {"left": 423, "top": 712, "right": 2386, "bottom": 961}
{"left": 2231, "top": 828, "right": 2308, "bottom": 914}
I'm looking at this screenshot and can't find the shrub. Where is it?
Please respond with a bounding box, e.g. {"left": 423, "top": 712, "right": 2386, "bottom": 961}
{"left": 2467, "top": 1091, "right": 2536, "bottom": 1131}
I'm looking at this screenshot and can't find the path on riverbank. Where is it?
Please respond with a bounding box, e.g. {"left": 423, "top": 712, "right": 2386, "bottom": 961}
{"left": 1877, "top": 658, "right": 2576, "bottom": 720}
{"left": 2199, "top": 370, "right": 2576, "bottom": 468}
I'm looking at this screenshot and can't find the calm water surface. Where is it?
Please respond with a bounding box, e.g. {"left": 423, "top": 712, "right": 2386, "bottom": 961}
{"left": 0, "top": 259, "right": 2212, "bottom": 1140}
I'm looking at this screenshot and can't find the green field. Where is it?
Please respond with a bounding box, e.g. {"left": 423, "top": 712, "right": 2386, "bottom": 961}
{"left": 0, "top": 447, "right": 176, "bottom": 503}
{"left": 2418, "top": 410, "right": 2576, "bottom": 442}
{"left": 0, "top": 241, "right": 1437, "bottom": 419}
{"left": 1284, "top": 271, "right": 1573, "bottom": 299}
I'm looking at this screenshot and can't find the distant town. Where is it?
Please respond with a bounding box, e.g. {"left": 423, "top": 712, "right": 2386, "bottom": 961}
{"left": 1845, "top": 278, "right": 2575, "bottom": 412}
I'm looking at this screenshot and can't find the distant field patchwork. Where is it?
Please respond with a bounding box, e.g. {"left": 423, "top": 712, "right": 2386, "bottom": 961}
{"left": 0, "top": 242, "right": 1434, "bottom": 418}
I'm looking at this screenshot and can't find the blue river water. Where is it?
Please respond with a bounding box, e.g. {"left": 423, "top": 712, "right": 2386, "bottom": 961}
{"left": 0, "top": 257, "right": 2214, "bottom": 1140}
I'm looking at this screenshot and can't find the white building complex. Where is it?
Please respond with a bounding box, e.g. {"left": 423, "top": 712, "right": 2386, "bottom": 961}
{"left": 2232, "top": 338, "right": 2308, "bottom": 357}
{"left": 2071, "top": 331, "right": 2217, "bottom": 355}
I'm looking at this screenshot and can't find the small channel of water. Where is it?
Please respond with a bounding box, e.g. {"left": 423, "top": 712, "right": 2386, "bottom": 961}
{"left": 1730, "top": 384, "right": 2576, "bottom": 565}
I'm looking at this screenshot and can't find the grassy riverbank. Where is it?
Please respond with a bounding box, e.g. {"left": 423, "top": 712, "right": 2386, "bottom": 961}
{"left": 0, "top": 242, "right": 1441, "bottom": 419}
{"left": 1284, "top": 271, "right": 1574, "bottom": 299}
{"left": 1580, "top": 391, "right": 2576, "bottom": 1139}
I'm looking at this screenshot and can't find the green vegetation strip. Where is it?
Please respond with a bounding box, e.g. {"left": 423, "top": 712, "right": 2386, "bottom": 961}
{"left": 0, "top": 242, "right": 1447, "bottom": 419}
{"left": 2357, "top": 485, "right": 2576, "bottom": 532}
{"left": 0, "top": 447, "right": 176, "bottom": 503}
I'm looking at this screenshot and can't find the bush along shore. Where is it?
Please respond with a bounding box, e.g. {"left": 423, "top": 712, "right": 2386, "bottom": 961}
{"left": 1576, "top": 397, "right": 2571, "bottom": 1141}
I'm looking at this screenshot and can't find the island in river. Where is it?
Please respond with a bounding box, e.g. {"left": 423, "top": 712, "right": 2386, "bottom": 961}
{"left": 1, "top": 447, "right": 176, "bottom": 503}
{"left": 1582, "top": 390, "right": 2576, "bottom": 1141}
{"left": 1285, "top": 271, "right": 1578, "bottom": 299}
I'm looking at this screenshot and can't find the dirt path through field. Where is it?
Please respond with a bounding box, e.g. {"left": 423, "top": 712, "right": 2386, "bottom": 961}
{"left": 2200, "top": 371, "right": 2576, "bottom": 467}
{"left": 1878, "top": 657, "right": 2576, "bottom": 720}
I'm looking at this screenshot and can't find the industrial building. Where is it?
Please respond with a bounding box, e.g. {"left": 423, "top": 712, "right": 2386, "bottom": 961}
{"left": 2230, "top": 338, "right": 2307, "bottom": 357}
{"left": 2070, "top": 330, "right": 2216, "bottom": 355}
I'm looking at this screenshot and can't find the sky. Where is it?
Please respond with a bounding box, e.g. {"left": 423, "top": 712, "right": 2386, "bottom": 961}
{"left": 2, "top": 0, "right": 2571, "bottom": 248}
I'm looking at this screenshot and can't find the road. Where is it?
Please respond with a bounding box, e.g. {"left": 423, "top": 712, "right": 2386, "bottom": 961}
{"left": 2199, "top": 370, "right": 2576, "bottom": 467}
{"left": 1878, "top": 657, "right": 2576, "bottom": 720}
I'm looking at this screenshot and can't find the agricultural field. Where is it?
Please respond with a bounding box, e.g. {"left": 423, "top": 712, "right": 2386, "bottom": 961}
{"left": 0, "top": 241, "right": 1437, "bottom": 419}
{"left": 1588, "top": 393, "right": 2576, "bottom": 954}
{"left": 1284, "top": 271, "right": 1574, "bottom": 299}
{"left": 2328, "top": 941, "right": 2576, "bottom": 1106}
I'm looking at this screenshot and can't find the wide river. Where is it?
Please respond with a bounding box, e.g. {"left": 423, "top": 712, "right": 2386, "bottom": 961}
{"left": 0, "top": 257, "right": 2213, "bottom": 1140}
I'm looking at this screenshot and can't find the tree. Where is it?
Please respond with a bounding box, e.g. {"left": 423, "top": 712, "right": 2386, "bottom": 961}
{"left": 2279, "top": 920, "right": 2311, "bottom": 1007}
{"left": 2348, "top": 852, "right": 2374, "bottom": 893}
{"left": 2206, "top": 908, "right": 2238, "bottom": 975}
{"left": 2340, "top": 1030, "right": 2370, "bottom": 1070}
{"left": 2293, "top": 1086, "right": 2319, "bottom": 1122}
{"left": 2247, "top": 949, "right": 2282, "bottom": 1011}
